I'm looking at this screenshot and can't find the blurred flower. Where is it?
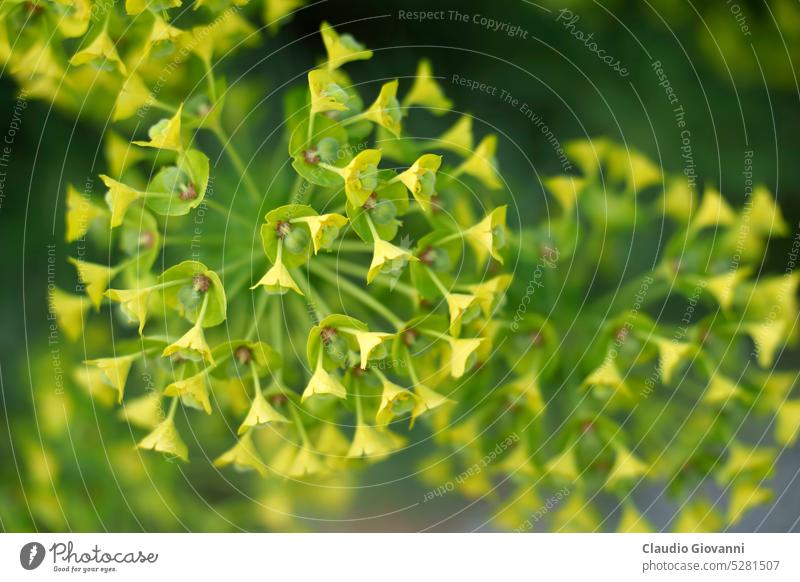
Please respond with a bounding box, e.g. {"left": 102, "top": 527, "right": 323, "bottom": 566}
{"left": 137, "top": 418, "right": 188, "bottom": 462}
{"left": 455, "top": 135, "right": 502, "bottom": 189}
{"left": 83, "top": 355, "right": 137, "bottom": 403}
{"left": 397, "top": 154, "right": 441, "bottom": 211}
{"left": 302, "top": 365, "right": 347, "bottom": 402}
{"left": 133, "top": 104, "right": 183, "bottom": 151}
{"left": 364, "top": 80, "right": 402, "bottom": 136}
{"left": 164, "top": 372, "right": 213, "bottom": 415}
{"left": 214, "top": 431, "right": 268, "bottom": 477}
{"left": 321, "top": 21, "right": 372, "bottom": 70}
{"left": 402, "top": 59, "right": 452, "bottom": 114}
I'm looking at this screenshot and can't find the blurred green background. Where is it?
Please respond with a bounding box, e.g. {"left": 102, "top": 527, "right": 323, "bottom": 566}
{"left": 1, "top": 0, "right": 799, "bottom": 531}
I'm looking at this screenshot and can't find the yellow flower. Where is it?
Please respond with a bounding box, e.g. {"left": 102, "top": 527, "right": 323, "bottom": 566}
{"left": 113, "top": 74, "right": 152, "bottom": 121}
{"left": 137, "top": 418, "right": 188, "bottom": 462}
{"left": 717, "top": 443, "right": 774, "bottom": 483}
{"left": 99, "top": 174, "right": 143, "bottom": 228}
{"left": 447, "top": 337, "right": 483, "bottom": 378}
{"left": 750, "top": 319, "right": 788, "bottom": 369}
{"left": 65, "top": 184, "right": 102, "bottom": 242}
{"left": 364, "top": 80, "right": 402, "bottom": 136}
{"left": 125, "top": 0, "right": 180, "bottom": 15}
{"left": 53, "top": 0, "right": 92, "bottom": 38}
{"left": 341, "top": 149, "right": 381, "bottom": 207}
{"left": 320, "top": 21, "right": 372, "bottom": 70}
{"left": 545, "top": 447, "right": 579, "bottom": 480}
{"left": 583, "top": 356, "right": 630, "bottom": 397}
{"left": 105, "top": 288, "right": 151, "bottom": 334}
{"left": 84, "top": 355, "right": 136, "bottom": 403}
{"left": 607, "top": 148, "right": 661, "bottom": 192}
{"left": 164, "top": 372, "right": 212, "bottom": 415}
{"left": 214, "top": 430, "right": 268, "bottom": 477}
{"left": 728, "top": 482, "right": 772, "bottom": 525}
{"left": 445, "top": 293, "right": 480, "bottom": 336}
{"left": 351, "top": 331, "right": 392, "bottom": 369}
{"left": 397, "top": 154, "right": 442, "bottom": 211}
{"left": 133, "top": 104, "right": 183, "bottom": 151}
{"left": 68, "top": 257, "right": 113, "bottom": 310}
{"left": 308, "top": 68, "right": 350, "bottom": 114}
{"left": 690, "top": 187, "right": 736, "bottom": 231}
{"left": 672, "top": 500, "right": 723, "bottom": 533}
{"left": 606, "top": 445, "right": 649, "bottom": 487}
{"left": 118, "top": 392, "right": 162, "bottom": 429}
{"left": 162, "top": 324, "right": 215, "bottom": 364}
{"left": 144, "top": 15, "right": 186, "bottom": 58}
{"left": 292, "top": 213, "right": 348, "bottom": 253}
{"left": 104, "top": 131, "right": 145, "bottom": 178}
{"left": 238, "top": 391, "right": 289, "bottom": 434}
{"left": 49, "top": 287, "right": 89, "bottom": 341}
{"left": 301, "top": 365, "right": 347, "bottom": 402}
{"left": 347, "top": 424, "right": 401, "bottom": 459}
{"left": 434, "top": 116, "right": 473, "bottom": 153}
{"left": 466, "top": 206, "right": 508, "bottom": 265}
{"left": 544, "top": 175, "right": 585, "bottom": 215}
{"left": 617, "top": 504, "right": 653, "bottom": 533}
{"left": 705, "top": 268, "right": 749, "bottom": 311}
{"left": 467, "top": 274, "right": 513, "bottom": 317}
{"left": 456, "top": 134, "right": 502, "bottom": 190}
{"left": 750, "top": 186, "right": 789, "bottom": 237}
{"left": 704, "top": 374, "right": 744, "bottom": 404}
{"left": 264, "top": 0, "right": 306, "bottom": 34}
{"left": 776, "top": 401, "right": 800, "bottom": 446}
{"left": 368, "top": 238, "right": 415, "bottom": 284}
{"left": 653, "top": 338, "right": 693, "bottom": 384}
{"left": 411, "top": 384, "right": 452, "bottom": 426}
{"left": 565, "top": 138, "right": 610, "bottom": 178}
{"left": 288, "top": 446, "right": 325, "bottom": 477}
{"left": 402, "top": 59, "right": 452, "bottom": 114}
{"left": 69, "top": 30, "right": 127, "bottom": 75}
{"left": 661, "top": 178, "right": 695, "bottom": 224}
{"left": 375, "top": 379, "right": 417, "bottom": 425}
{"left": 251, "top": 259, "right": 304, "bottom": 296}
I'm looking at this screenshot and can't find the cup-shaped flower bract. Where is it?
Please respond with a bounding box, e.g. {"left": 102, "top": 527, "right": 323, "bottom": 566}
{"left": 69, "top": 30, "right": 127, "bottom": 74}
{"left": 239, "top": 391, "right": 289, "bottom": 434}
{"left": 347, "top": 424, "right": 402, "bottom": 460}
{"left": 100, "top": 175, "right": 143, "bottom": 228}
{"left": 403, "top": 59, "right": 452, "bottom": 115}
{"left": 68, "top": 257, "right": 114, "bottom": 310}
{"left": 49, "top": 287, "right": 89, "bottom": 341}
{"left": 292, "top": 213, "right": 348, "bottom": 254}
{"left": 251, "top": 249, "right": 304, "bottom": 296}
{"left": 65, "top": 184, "right": 102, "bottom": 242}
{"left": 84, "top": 355, "right": 136, "bottom": 403}
{"left": 353, "top": 331, "right": 392, "bottom": 369}
{"left": 447, "top": 337, "right": 483, "bottom": 378}
{"left": 105, "top": 288, "right": 151, "bottom": 334}
{"left": 466, "top": 206, "right": 508, "bottom": 265}
{"left": 164, "top": 372, "right": 213, "bottom": 415}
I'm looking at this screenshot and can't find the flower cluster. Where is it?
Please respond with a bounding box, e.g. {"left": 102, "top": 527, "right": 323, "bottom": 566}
{"left": 18, "top": 1, "right": 797, "bottom": 531}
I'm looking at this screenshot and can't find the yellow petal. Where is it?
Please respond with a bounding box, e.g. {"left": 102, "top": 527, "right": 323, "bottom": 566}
{"left": 583, "top": 356, "right": 630, "bottom": 397}
{"left": 118, "top": 392, "right": 162, "bottom": 429}
{"left": 48, "top": 287, "right": 89, "bottom": 341}
{"left": 342, "top": 149, "right": 382, "bottom": 207}
{"left": 308, "top": 68, "right": 350, "bottom": 114}
{"left": 132, "top": 104, "right": 183, "bottom": 151}
{"left": 456, "top": 135, "right": 502, "bottom": 190}
{"left": 65, "top": 184, "right": 102, "bottom": 242}
{"left": 402, "top": 59, "right": 452, "bottom": 114}
{"left": 544, "top": 175, "right": 585, "bottom": 215}
{"left": 545, "top": 447, "right": 579, "bottom": 480}
{"left": 251, "top": 261, "right": 304, "bottom": 296}
{"left": 99, "top": 174, "right": 143, "bottom": 228}
{"left": 776, "top": 401, "right": 800, "bottom": 446}
{"left": 375, "top": 380, "right": 417, "bottom": 425}
{"left": 113, "top": 74, "right": 152, "bottom": 121}
{"left": 214, "top": 431, "right": 268, "bottom": 477}
{"left": 467, "top": 274, "right": 513, "bottom": 317}
{"left": 162, "top": 324, "right": 215, "bottom": 364}
{"left": 750, "top": 186, "right": 789, "bottom": 237}
{"left": 718, "top": 443, "right": 775, "bottom": 483}
{"left": 68, "top": 257, "right": 113, "bottom": 310}
{"left": 606, "top": 445, "right": 649, "bottom": 487}
{"left": 164, "top": 372, "right": 212, "bottom": 415}
{"left": 672, "top": 500, "right": 723, "bottom": 533}
{"left": 445, "top": 293, "right": 478, "bottom": 337}
{"left": 705, "top": 268, "right": 749, "bottom": 311}
{"left": 618, "top": 504, "right": 653, "bottom": 533}
{"left": 704, "top": 374, "right": 743, "bottom": 404}
{"left": 238, "top": 391, "right": 289, "bottom": 434}
{"left": 137, "top": 418, "right": 188, "bottom": 461}
{"left": 447, "top": 337, "right": 483, "bottom": 378}
{"left": 745, "top": 320, "right": 787, "bottom": 368}
{"left": 435, "top": 116, "right": 473, "bottom": 154}
{"left": 565, "top": 138, "right": 610, "bottom": 178}
{"left": 466, "top": 206, "right": 507, "bottom": 264}
{"left": 654, "top": 338, "right": 693, "bottom": 384}
{"left": 364, "top": 79, "right": 402, "bottom": 136}
{"left": 293, "top": 213, "right": 348, "bottom": 253}
{"left": 321, "top": 21, "right": 372, "bottom": 70}
{"left": 367, "top": 238, "right": 414, "bottom": 283}
{"left": 105, "top": 288, "right": 151, "bottom": 334}
{"left": 354, "top": 331, "right": 392, "bottom": 369}
{"left": 69, "top": 30, "right": 127, "bottom": 75}
{"left": 691, "top": 187, "right": 736, "bottom": 231}
{"left": 727, "top": 482, "right": 772, "bottom": 525}
{"left": 84, "top": 355, "right": 136, "bottom": 403}
{"left": 347, "top": 424, "right": 401, "bottom": 459}
{"left": 301, "top": 365, "right": 347, "bottom": 402}
{"left": 411, "top": 384, "right": 452, "bottom": 425}
{"left": 397, "top": 154, "right": 442, "bottom": 211}
{"left": 288, "top": 446, "right": 325, "bottom": 477}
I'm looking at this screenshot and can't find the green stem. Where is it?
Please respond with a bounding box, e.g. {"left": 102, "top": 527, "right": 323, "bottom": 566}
{"left": 210, "top": 123, "right": 261, "bottom": 202}
{"left": 308, "top": 262, "right": 404, "bottom": 329}
{"left": 288, "top": 405, "right": 312, "bottom": 447}
{"left": 204, "top": 198, "right": 251, "bottom": 226}
{"left": 425, "top": 265, "right": 450, "bottom": 297}
{"left": 317, "top": 257, "right": 417, "bottom": 299}
{"left": 167, "top": 396, "right": 179, "bottom": 420}
{"left": 246, "top": 291, "right": 269, "bottom": 339}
